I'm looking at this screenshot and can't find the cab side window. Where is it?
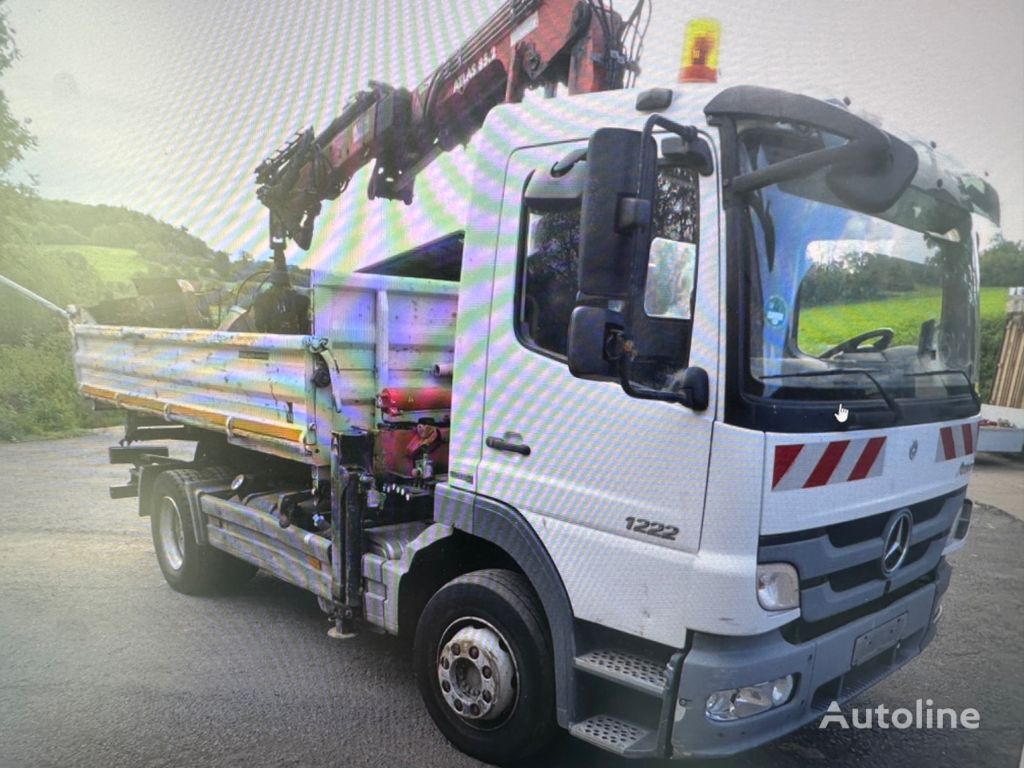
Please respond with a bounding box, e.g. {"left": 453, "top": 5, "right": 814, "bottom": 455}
{"left": 518, "top": 208, "right": 581, "bottom": 357}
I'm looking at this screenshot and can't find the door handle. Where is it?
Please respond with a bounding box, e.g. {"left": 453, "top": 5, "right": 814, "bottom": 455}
{"left": 486, "top": 436, "right": 531, "bottom": 456}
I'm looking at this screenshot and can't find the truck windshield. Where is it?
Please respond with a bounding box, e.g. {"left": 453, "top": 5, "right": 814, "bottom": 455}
{"left": 739, "top": 125, "right": 979, "bottom": 414}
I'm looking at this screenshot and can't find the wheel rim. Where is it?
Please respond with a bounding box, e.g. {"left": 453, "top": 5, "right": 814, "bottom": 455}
{"left": 437, "top": 617, "right": 519, "bottom": 728}
{"left": 158, "top": 496, "right": 186, "bottom": 572}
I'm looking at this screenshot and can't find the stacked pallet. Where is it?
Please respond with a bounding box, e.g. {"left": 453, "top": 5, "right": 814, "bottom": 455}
{"left": 990, "top": 287, "right": 1024, "bottom": 409}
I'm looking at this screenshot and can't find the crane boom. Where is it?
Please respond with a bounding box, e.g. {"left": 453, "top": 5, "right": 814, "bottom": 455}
{"left": 255, "top": 0, "right": 649, "bottom": 255}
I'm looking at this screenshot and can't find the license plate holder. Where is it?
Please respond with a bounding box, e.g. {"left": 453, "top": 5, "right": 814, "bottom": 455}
{"left": 852, "top": 612, "right": 907, "bottom": 666}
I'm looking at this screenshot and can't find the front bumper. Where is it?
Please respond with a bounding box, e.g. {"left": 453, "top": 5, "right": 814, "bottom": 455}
{"left": 669, "top": 560, "right": 950, "bottom": 758}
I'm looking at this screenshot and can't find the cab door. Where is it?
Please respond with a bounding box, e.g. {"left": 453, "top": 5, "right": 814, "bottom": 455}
{"left": 472, "top": 136, "right": 721, "bottom": 627}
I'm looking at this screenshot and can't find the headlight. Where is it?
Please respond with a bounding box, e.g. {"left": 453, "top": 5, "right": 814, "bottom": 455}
{"left": 756, "top": 563, "right": 799, "bottom": 611}
{"left": 706, "top": 675, "right": 796, "bottom": 721}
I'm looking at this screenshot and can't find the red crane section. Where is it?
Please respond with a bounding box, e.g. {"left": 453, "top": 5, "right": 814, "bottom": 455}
{"left": 255, "top": 0, "right": 649, "bottom": 254}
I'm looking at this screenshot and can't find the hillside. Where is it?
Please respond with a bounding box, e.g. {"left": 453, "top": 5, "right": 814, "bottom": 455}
{"left": 38, "top": 244, "right": 145, "bottom": 287}
{"left": 30, "top": 198, "right": 228, "bottom": 290}
{"left": 0, "top": 198, "right": 229, "bottom": 344}
{"left": 0, "top": 198, "right": 231, "bottom": 439}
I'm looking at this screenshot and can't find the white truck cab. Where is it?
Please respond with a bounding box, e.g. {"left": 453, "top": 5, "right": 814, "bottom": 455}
{"left": 73, "top": 82, "right": 996, "bottom": 763}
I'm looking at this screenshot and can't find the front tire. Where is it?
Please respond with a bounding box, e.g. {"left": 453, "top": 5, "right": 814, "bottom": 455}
{"left": 414, "top": 569, "right": 557, "bottom": 765}
{"left": 149, "top": 468, "right": 257, "bottom": 594}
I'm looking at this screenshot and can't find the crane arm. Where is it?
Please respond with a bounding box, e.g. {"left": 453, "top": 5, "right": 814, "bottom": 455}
{"left": 254, "top": 0, "right": 649, "bottom": 253}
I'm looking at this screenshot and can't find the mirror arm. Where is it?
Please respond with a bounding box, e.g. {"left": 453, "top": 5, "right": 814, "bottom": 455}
{"left": 637, "top": 114, "right": 698, "bottom": 195}
{"left": 617, "top": 354, "right": 683, "bottom": 404}
{"left": 640, "top": 114, "right": 699, "bottom": 145}
{"left": 729, "top": 141, "right": 870, "bottom": 197}
{"left": 612, "top": 335, "right": 708, "bottom": 410}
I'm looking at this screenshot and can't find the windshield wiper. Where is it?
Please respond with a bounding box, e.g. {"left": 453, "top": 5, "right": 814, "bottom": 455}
{"left": 907, "top": 369, "right": 981, "bottom": 408}
{"left": 759, "top": 368, "right": 904, "bottom": 423}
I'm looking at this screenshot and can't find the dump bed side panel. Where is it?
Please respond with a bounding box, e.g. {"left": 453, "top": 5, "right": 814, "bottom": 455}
{"left": 74, "top": 325, "right": 323, "bottom": 463}
{"left": 73, "top": 273, "right": 458, "bottom": 466}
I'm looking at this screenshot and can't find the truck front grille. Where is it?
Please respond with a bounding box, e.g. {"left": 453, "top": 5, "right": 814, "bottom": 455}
{"left": 759, "top": 489, "right": 965, "bottom": 631}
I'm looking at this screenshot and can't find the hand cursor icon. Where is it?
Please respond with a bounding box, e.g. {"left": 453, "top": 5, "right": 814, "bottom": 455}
{"left": 835, "top": 404, "right": 849, "bottom": 423}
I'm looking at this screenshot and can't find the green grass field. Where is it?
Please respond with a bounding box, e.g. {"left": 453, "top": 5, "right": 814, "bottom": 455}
{"left": 799, "top": 286, "right": 1007, "bottom": 355}
{"left": 38, "top": 244, "right": 145, "bottom": 285}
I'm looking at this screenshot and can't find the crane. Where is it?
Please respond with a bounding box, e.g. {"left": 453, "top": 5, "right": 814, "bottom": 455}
{"left": 254, "top": 0, "right": 650, "bottom": 265}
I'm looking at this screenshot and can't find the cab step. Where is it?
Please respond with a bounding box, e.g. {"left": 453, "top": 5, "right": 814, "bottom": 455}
{"left": 574, "top": 648, "right": 668, "bottom": 696}
{"left": 569, "top": 715, "right": 656, "bottom": 756}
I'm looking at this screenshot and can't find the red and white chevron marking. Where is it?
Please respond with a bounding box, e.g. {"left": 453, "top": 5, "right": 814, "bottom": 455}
{"left": 935, "top": 423, "right": 979, "bottom": 462}
{"left": 772, "top": 436, "right": 887, "bottom": 492}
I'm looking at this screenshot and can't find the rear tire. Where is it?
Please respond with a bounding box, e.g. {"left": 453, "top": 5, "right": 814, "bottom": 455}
{"left": 149, "top": 468, "right": 257, "bottom": 594}
{"left": 414, "top": 569, "right": 557, "bottom": 765}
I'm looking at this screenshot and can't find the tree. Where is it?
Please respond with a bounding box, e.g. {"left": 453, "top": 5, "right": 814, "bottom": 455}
{"left": 0, "top": 0, "right": 48, "bottom": 346}
{"left": 0, "top": 0, "right": 37, "bottom": 267}
{"left": 980, "top": 237, "right": 1024, "bottom": 287}
{"left": 213, "top": 250, "right": 231, "bottom": 277}
{"left": 0, "top": 2, "right": 32, "bottom": 178}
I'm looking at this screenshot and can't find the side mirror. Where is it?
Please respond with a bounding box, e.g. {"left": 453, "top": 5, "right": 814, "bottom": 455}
{"left": 706, "top": 86, "right": 919, "bottom": 213}
{"left": 670, "top": 366, "right": 709, "bottom": 412}
{"left": 572, "top": 117, "right": 710, "bottom": 412}
{"left": 567, "top": 305, "right": 623, "bottom": 380}
{"left": 524, "top": 155, "right": 587, "bottom": 213}
{"left": 662, "top": 134, "right": 714, "bottom": 176}
{"left": 568, "top": 305, "right": 711, "bottom": 411}
{"left": 578, "top": 128, "right": 656, "bottom": 299}
{"left": 825, "top": 137, "right": 918, "bottom": 213}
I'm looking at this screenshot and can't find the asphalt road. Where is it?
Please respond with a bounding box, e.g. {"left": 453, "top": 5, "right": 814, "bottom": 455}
{"left": 1, "top": 429, "right": 1022, "bottom": 768}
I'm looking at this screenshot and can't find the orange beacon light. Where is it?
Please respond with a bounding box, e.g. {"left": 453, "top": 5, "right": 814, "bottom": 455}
{"left": 678, "top": 18, "right": 721, "bottom": 83}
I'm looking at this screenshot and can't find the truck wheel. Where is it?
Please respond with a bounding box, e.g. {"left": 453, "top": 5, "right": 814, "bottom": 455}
{"left": 150, "top": 468, "right": 257, "bottom": 594}
{"left": 414, "top": 569, "right": 556, "bottom": 765}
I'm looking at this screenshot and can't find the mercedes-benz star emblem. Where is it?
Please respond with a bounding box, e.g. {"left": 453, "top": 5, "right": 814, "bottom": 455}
{"left": 881, "top": 509, "right": 913, "bottom": 576}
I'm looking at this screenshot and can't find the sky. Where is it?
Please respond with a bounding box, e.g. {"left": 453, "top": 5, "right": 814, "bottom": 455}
{"left": 4, "top": 0, "right": 1023, "bottom": 271}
